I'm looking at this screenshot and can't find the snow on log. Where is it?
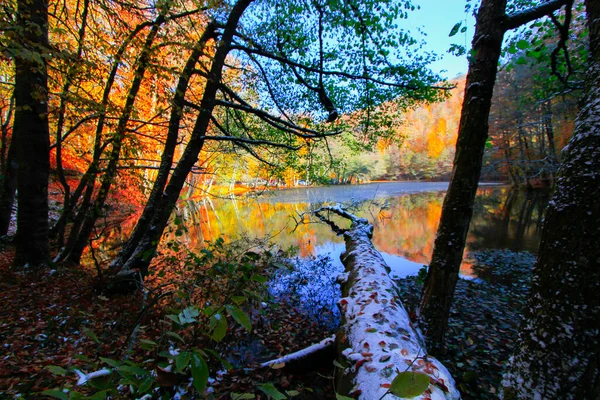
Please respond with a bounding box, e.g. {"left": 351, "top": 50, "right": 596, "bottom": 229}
{"left": 260, "top": 335, "right": 336, "bottom": 368}
{"left": 314, "top": 205, "right": 460, "bottom": 400}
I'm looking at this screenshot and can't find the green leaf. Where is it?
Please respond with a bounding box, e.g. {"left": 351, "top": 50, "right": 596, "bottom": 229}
{"left": 257, "top": 383, "right": 286, "bottom": 400}
{"left": 69, "top": 392, "right": 84, "bottom": 400}
{"left": 83, "top": 328, "right": 100, "bottom": 343}
{"left": 230, "top": 393, "right": 255, "bottom": 399}
{"left": 166, "top": 331, "right": 185, "bottom": 343}
{"left": 139, "top": 339, "right": 157, "bottom": 346}
{"left": 73, "top": 354, "right": 90, "bottom": 362}
{"left": 205, "top": 348, "right": 233, "bottom": 370}
{"left": 231, "top": 296, "right": 246, "bottom": 305}
{"left": 516, "top": 39, "right": 530, "bottom": 50}
{"left": 389, "top": 371, "right": 430, "bottom": 398}
{"left": 99, "top": 357, "right": 121, "bottom": 367}
{"left": 516, "top": 56, "right": 528, "bottom": 65}
{"left": 225, "top": 305, "right": 252, "bottom": 331}
{"left": 45, "top": 365, "right": 67, "bottom": 376}
{"left": 286, "top": 390, "right": 300, "bottom": 397}
{"left": 166, "top": 314, "right": 180, "bottom": 325}
{"left": 88, "top": 374, "right": 113, "bottom": 391}
{"left": 271, "top": 262, "right": 289, "bottom": 270}
{"left": 250, "top": 274, "right": 267, "bottom": 283}
{"left": 118, "top": 365, "right": 150, "bottom": 376}
{"left": 211, "top": 313, "right": 228, "bottom": 342}
{"left": 41, "top": 389, "right": 69, "bottom": 400}
{"left": 179, "top": 306, "right": 200, "bottom": 324}
{"left": 138, "top": 376, "right": 154, "bottom": 393}
{"left": 176, "top": 351, "right": 191, "bottom": 373}
{"left": 85, "top": 391, "right": 108, "bottom": 400}
{"left": 336, "top": 394, "right": 354, "bottom": 400}
{"left": 190, "top": 352, "right": 209, "bottom": 393}
{"left": 449, "top": 22, "right": 462, "bottom": 37}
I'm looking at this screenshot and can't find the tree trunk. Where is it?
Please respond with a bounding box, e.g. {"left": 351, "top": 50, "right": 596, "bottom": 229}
{"left": 502, "top": 1, "right": 600, "bottom": 397}
{"left": 51, "top": 14, "right": 165, "bottom": 246}
{"left": 313, "top": 205, "right": 459, "bottom": 399}
{"left": 114, "top": 0, "right": 253, "bottom": 279}
{"left": 0, "top": 136, "right": 18, "bottom": 235}
{"left": 52, "top": 0, "right": 89, "bottom": 248}
{"left": 418, "top": 0, "right": 507, "bottom": 353}
{"left": 418, "top": 0, "right": 569, "bottom": 353}
{"left": 58, "top": 17, "right": 165, "bottom": 264}
{"left": 110, "top": 22, "right": 218, "bottom": 271}
{"left": 542, "top": 100, "right": 557, "bottom": 183}
{"left": 12, "top": 0, "right": 50, "bottom": 267}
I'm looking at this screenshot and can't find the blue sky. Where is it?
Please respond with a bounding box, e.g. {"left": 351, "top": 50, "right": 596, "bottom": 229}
{"left": 405, "top": 0, "right": 476, "bottom": 79}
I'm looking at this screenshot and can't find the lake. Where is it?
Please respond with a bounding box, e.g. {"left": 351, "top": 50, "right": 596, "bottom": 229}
{"left": 165, "top": 182, "right": 547, "bottom": 279}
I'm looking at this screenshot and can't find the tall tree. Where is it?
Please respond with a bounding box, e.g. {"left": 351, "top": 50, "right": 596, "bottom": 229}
{"left": 110, "top": 0, "right": 447, "bottom": 280}
{"left": 12, "top": 0, "right": 50, "bottom": 266}
{"left": 418, "top": 0, "right": 571, "bottom": 352}
{"left": 502, "top": 0, "right": 600, "bottom": 396}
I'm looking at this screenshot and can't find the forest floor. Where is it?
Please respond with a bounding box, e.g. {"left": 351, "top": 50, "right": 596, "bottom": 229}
{"left": 0, "top": 240, "right": 534, "bottom": 399}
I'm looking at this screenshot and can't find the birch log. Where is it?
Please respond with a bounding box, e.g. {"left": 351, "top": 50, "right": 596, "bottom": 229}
{"left": 314, "top": 205, "right": 460, "bottom": 400}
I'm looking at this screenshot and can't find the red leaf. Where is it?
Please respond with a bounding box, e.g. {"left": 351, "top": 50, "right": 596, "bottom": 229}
{"left": 365, "top": 365, "right": 377, "bottom": 372}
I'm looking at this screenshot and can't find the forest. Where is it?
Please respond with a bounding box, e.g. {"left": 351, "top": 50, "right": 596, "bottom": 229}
{"left": 0, "top": 0, "right": 598, "bottom": 399}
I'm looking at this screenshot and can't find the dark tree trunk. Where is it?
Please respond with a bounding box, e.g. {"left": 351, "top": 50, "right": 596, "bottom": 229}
{"left": 0, "top": 135, "right": 18, "bottom": 235}
{"left": 111, "top": 22, "right": 218, "bottom": 271}
{"left": 111, "top": 0, "right": 253, "bottom": 280}
{"left": 51, "top": 14, "right": 164, "bottom": 246}
{"left": 418, "top": 0, "right": 569, "bottom": 353}
{"left": 58, "top": 17, "right": 165, "bottom": 265}
{"left": 543, "top": 100, "right": 557, "bottom": 183}
{"left": 503, "top": 2, "right": 600, "bottom": 396}
{"left": 12, "top": 0, "right": 50, "bottom": 266}
{"left": 52, "top": 0, "right": 89, "bottom": 248}
{"left": 418, "top": 0, "right": 507, "bottom": 353}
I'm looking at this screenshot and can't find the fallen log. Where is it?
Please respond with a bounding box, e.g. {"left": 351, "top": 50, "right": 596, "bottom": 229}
{"left": 260, "top": 335, "right": 336, "bottom": 372}
{"left": 313, "top": 205, "right": 460, "bottom": 400}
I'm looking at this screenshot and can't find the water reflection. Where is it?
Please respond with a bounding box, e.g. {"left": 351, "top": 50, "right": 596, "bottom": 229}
{"left": 168, "top": 183, "right": 546, "bottom": 277}
{"left": 91, "top": 183, "right": 547, "bottom": 279}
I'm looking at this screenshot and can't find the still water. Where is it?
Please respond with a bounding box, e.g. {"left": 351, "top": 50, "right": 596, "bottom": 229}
{"left": 165, "top": 182, "right": 547, "bottom": 278}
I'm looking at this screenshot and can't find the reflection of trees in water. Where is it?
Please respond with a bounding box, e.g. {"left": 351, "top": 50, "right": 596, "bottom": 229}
{"left": 467, "top": 188, "right": 548, "bottom": 253}
{"left": 90, "top": 186, "right": 546, "bottom": 266}
{"left": 363, "top": 192, "right": 445, "bottom": 264}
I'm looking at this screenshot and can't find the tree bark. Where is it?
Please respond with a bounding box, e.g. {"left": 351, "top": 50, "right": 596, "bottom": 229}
{"left": 418, "top": 0, "right": 508, "bottom": 353}
{"left": 12, "top": 0, "right": 50, "bottom": 266}
{"left": 58, "top": 16, "right": 165, "bottom": 264}
{"left": 0, "top": 135, "right": 18, "bottom": 235}
{"left": 110, "top": 21, "right": 219, "bottom": 271}
{"left": 502, "top": 1, "right": 600, "bottom": 397}
{"left": 313, "top": 205, "right": 459, "bottom": 399}
{"left": 114, "top": 0, "right": 253, "bottom": 278}
{"left": 418, "top": 0, "right": 569, "bottom": 353}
